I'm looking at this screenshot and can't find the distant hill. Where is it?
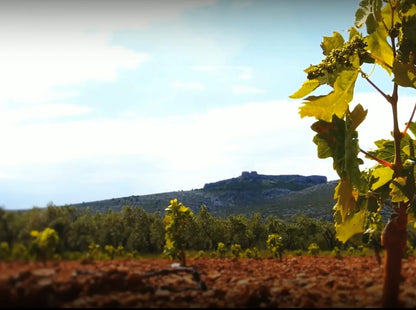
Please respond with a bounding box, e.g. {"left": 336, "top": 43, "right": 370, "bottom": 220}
{"left": 69, "top": 171, "right": 338, "bottom": 220}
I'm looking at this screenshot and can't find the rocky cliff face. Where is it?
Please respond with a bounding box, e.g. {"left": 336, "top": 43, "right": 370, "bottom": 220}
{"left": 203, "top": 171, "right": 327, "bottom": 191}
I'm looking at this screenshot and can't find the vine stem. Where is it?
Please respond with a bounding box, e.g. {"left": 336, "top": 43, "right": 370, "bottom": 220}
{"left": 359, "top": 148, "right": 394, "bottom": 168}
{"left": 360, "top": 70, "right": 391, "bottom": 102}
{"left": 380, "top": 16, "right": 408, "bottom": 305}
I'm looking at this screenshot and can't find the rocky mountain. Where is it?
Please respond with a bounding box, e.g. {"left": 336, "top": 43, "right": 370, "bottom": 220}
{"left": 70, "top": 171, "right": 338, "bottom": 220}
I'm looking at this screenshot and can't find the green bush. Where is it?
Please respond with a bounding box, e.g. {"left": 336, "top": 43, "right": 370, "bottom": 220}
{"left": 11, "top": 243, "right": 28, "bottom": 260}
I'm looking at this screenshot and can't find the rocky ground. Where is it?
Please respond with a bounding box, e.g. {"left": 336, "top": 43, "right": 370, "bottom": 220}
{"left": 1, "top": 256, "right": 416, "bottom": 308}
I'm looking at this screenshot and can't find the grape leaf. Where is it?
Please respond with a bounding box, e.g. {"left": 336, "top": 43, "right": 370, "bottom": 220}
{"left": 354, "top": 0, "right": 382, "bottom": 34}
{"left": 333, "top": 178, "right": 357, "bottom": 223}
{"left": 299, "top": 70, "right": 358, "bottom": 122}
{"left": 392, "top": 59, "right": 416, "bottom": 88}
{"left": 368, "top": 139, "right": 395, "bottom": 164}
{"left": 312, "top": 116, "right": 345, "bottom": 177}
{"left": 348, "top": 27, "right": 362, "bottom": 41}
{"left": 345, "top": 105, "right": 367, "bottom": 188}
{"left": 335, "top": 209, "right": 366, "bottom": 243}
{"left": 397, "top": 4, "right": 416, "bottom": 63}
{"left": 407, "top": 121, "right": 416, "bottom": 138}
{"left": 371, "top": 166, "right": 394, "bottom": 190}
{"left": 289, "top": 79, "right": 320, "bottom": 99}
{"left": 321, "top": 32, "right": 345, "bottom": 56}
{"left": 389, "top": 177, "right": 410, "bottom": 203}
{"left": 311, "top": 104, "right": 365, "bottom": 182}
{"left": 349, "top": 103, "right": 368, "bottom": 130}
{"left": 365, "top": 24, "right": 393, "bottom": 74}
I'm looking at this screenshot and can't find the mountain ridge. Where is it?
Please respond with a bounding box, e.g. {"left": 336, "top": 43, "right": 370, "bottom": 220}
{"left": 69, "top": 171, "right": 338, "bottom": 220}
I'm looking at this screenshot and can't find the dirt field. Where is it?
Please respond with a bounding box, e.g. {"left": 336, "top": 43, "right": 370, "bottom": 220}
{"left": 1, "top": 256, "right": 416, "bottom": 308}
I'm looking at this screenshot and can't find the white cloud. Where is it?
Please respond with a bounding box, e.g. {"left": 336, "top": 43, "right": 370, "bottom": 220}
{"left": 192, "top": 66, "right": 221, "bottom": 71}
{"left": 0, "top": 0, "right": 218, "bottom": 104}
{"left": 0, "top": 0, "right": 218, "bottom": 34}
{"left": 172, "top": 80, "right": 205, "bottom": 90}
{"left": 0, "top": 32, "right": 150, "bottom": 104}
{"left": 192, "top": 65, "right": 252, "bottom": 80}
{"left": 238, "top": 71, "right": 252, "bottom": 80}
{"left": 3, "top": 93, "right": 407, "bottom": 207}
{"left": 2, "top": 103, "right": 91, "bottom": 123}
{"left": 0, "top": 99, "right": 338, "bottom": 208}
{"left": 232, "top": 85, "right": 266, "bottom": 94}
{"left": 0, "top": 99, "right": 314, "bottom": 168}
{"left": 351, "top": 92, "right": 416, "bottom": 150}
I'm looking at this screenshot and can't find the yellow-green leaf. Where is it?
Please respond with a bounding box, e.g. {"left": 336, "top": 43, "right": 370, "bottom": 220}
{"left": 321, "top": 32, "right": 344, "bottom": 56}
{"left": 348, "top": 27, "right": 361, "bottom": 41}
{"left": 392, "top": 59, "right": 416, "bottom": 88}
{"left": 365, "top": 25, "right": 393, "bottom": 74}
{"left": 30, "top": 230, "right": 40, "bottom": 237}
{"left": 313, "top": 135, "right": 332, "bottom": 159}
{"left": 349, "top": 104, "right": 368, "bottom": 130}
{"left": 371, "top": 166, "right": 394, "bottom": 190}
{"left": 333, "top": 178, "right": 357, "bottom": 223}
{"left": 389, "top": 177, "right": 409, "bottom": 202}
{"left": 354, "top": 0, "right": 382, "bottom": 33}
{"left": 381, "top": 0, "right": 400, "bottom": 30}
{"left": 335, "top": 209, "right": 366, "bottom": 243}
{"left": 289, "top": 79, "right": 320, "bottom": 99}
{"left": 299, "top": 70, "right": 358, "bottom": 122}
{"left": 179, "top": 204, "right": 193, "bottom": 215}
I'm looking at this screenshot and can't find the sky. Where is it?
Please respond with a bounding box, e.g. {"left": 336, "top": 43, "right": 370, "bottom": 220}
{"left": 1, "top": 0, "right": 416, "bottom": 210}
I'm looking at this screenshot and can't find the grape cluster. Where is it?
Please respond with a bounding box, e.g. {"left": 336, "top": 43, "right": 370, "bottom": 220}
{"left": 389, "top": 22, "right": 401, "bottom": 39}
{"left": 307, "top": 36, "right": 368, "bottom": 80}
{"left": 399, "top": 0, "right": 416, "bottom": 14}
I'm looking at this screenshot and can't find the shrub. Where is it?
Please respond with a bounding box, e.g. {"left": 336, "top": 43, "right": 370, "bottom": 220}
{"left": 11, "top": 243, "right": 28, "bottom": 261}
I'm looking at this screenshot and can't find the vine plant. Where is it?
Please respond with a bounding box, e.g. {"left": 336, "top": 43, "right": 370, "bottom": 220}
{"left": 163, "top": 198, "right": 194, "bottom": 267}
{"left": 290, "top": 0, "right": 416, "bottom": 307}
{"left": 30, "top": 227, "right": 59, "bottom": 264}
{"left": 266, "top": 233, "right": 284, "bottom": 261}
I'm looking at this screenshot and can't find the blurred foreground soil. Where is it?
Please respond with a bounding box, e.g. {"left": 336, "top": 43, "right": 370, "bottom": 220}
{"left": 1, "top": 256, "right": 416, "bottom": 308}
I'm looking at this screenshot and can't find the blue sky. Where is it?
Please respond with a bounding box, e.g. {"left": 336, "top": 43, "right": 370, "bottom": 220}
{"left": 1, "top": 0, "right": 415, "bottom": 210}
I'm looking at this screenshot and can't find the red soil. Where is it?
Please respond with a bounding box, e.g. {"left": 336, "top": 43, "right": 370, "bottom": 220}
{"left": 1, "top": 256, "right": 416, "bottom": 308}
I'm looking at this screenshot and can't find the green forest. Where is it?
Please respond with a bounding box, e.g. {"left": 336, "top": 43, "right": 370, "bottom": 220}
{"left": 1, "top": 201, "right": 416, "bottom": 262}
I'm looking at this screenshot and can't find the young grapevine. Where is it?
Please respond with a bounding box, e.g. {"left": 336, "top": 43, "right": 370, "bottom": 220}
{"left": 290, "top": 0, "right": 416, "bottom": 307}
{"left": 163, "top": 198, "right": 194, "bottom": 266}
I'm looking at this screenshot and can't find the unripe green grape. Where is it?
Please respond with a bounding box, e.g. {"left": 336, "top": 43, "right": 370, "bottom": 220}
{"left": 306, "top": 36, "right": 368, "bottom": 80}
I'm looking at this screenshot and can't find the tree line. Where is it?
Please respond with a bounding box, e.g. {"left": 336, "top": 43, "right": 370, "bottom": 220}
{"left": 1, "top": 202, "right": 416, "bottom": 260}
